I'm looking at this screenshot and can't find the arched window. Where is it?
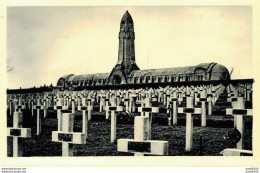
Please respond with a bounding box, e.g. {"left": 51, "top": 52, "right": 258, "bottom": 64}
{"left": 113, "top": 75, "right": 122, "bottom": 85}
{"left": 165, "top": 76, "right": 170, "bottom": 82}
{"left": 146, "top": 76, "right": 150, "bottom": 83}
{"left": 197, "top": 75, "right": 203, "bottom": 81}
{"left": 140, "top": 76, "right": 144, "bottom": 83}
{"left": 152, "top": 76, "right": 156, "bottom": 83}
{"left": 158, "top": 76, "right": 162, "bottom": 83}
{"left": 171, "top": 76, "right": 175, "bottom": 82}
{"left": 178, "top": 75, "right": 181, "bottom": 82}
{"left": 134, "top": 77, "right": 138, "bottom": 83}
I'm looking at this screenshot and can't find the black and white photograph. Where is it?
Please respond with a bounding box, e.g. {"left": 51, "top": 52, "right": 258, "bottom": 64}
{"left": 2, "top": 4, "right": 259, "bottom": 168}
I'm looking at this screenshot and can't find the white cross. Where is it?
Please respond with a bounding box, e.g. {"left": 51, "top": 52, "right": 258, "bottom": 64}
{"left": 178, "top": 97, "right": 202, "bottom": 152}
{"left": 106, "top": 97, "right": 123, "bottom": 143}
{"left": 52, "top": 113, "right": 86, "bottom": 157}
{"left": 7, "top": 112, "right": 31, "bottom": 157}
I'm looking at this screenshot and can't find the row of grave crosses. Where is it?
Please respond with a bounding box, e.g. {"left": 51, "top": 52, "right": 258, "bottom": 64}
{"left": 226, "top": 83, "right": 252, "bottom": 102}
{"left": 221, "top": 83, "right": 253, "bottom": 156}
{"left": 14, "top": 84, "right": 218, "bottom": 108}
{"left": 7, "top": 83, "right": 252, "bottom": 157}
{"left": 223, "top": 85, "right": 253, "bottom": 156}
{"left": 167, "top": 84, "right": 225, "bottom": 127}
{"left": 226, "top": 83, "right": 253, "bottom": 127}
{"left": 108, "top": 84, "right": 226, "bottom": 154}
{"left": 7, "top": 84, "right": 226, "bottom": 138}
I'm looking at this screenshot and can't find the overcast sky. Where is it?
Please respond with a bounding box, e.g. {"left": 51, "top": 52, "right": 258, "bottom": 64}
{"left": 7, "top": 6, "right": 252, "bottom": 89}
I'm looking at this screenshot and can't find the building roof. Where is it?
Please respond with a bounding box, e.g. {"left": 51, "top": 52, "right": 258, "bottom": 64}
{"left": 130, "top": 65, "right": 197, "bottom": 78}
{"left": 57, "top": 62, "right": 230, "bottom": 86}
{"left": 71, "top": 73, "right": 110, "bottom": 81}
{"left": 59, "top": 74, "right": 74, "bottom": 80}
{"left": 128, "top": 62, "right": 229, "bottom": 79}
{"left": 195, "top": 62, "right": 217, "bottom": 73}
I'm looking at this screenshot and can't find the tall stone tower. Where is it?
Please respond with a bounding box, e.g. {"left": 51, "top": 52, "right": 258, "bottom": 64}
{"left": 108, "top": 10, "right": 139, "bottom": 85}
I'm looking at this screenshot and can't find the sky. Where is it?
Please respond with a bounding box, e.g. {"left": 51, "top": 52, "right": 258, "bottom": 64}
{"left": 7, "top": 6, "right": 252, "bottom": 89}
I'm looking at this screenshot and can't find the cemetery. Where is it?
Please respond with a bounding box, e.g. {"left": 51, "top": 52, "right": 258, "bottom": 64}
{"left": 6, "top": 82, "right": 253, "bottom": 157}
{"left": 6, "top": 10, "right": 254, "bottom": 157}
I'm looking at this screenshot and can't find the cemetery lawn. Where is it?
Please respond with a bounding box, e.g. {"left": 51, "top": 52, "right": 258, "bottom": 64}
{"left": 7, "top": 109, "right": 252, "bottom": 157}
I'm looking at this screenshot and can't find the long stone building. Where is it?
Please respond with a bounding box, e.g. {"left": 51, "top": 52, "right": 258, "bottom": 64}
{"left": 57, "top": 11, "right": 230, "bottom": 88}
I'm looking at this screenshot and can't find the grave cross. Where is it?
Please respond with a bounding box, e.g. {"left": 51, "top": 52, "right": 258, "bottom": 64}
{"left": 117, "top": 116, "right": 168, "bottom": 156}
{"left": 178, "top": 91, "right": 184, "bottom": 105}
{"left": 52, "top": 113, "right": 86, "bottom": 157}
{"left": 26, "top": 96, "right": 32, "bottom": 110}
{"left": 8, "top": 97, "right": 13, "bottom": 116}
{"left": 178, "top": 97, "right": 202, "bottom": 152}
{"left": 169, "top": 92, "right": 178, "bottom": 126}
{"left": 31, "top": 97, "right": 37, "bottom": 116}
{"left": 158, "top": 89, "right": 164, "bottom": 103}
{"left": 122, "top": 95, "right": 130, "bottom": 112}
{"left": 54, "top": 98, "right": 69, "bottom": 131}
{"left": 78, "top": 98, "right": 93, "bottom": 139}
{"left": 99, "top": 95, "right": 106, "bottom": 112}
{"left": 137, "top": 97, "right": 159, "bottom": 140}
{"left": 33, "top": 99, "right": 47, "bottom": 135}
{"left": 226, "top": 97, "right": 253, "bottom": 149}
{"left": 195, "top": 89, "right": 207, "bottom": 127}
{"left": 15, "top": 97, "right": 26, "bottom": 112}
{"left": 105, "top": 94, "right": 110, "bottom": 119}
{"left": 42, "top": 95, "right": 48, "bottom": 118}
{"left": 165, "top": 90, "right": 171, "bottom": 108}
{"left": 7, "top": 112, "right": 31, "bottom": 157}
{"left": 129, "top": 93, "right": 137, "bottom": 113}
{"left": 70, "top": 94, "right": 76, "bottom": 114}
{"left": 227, "top": 89, "right": 239, "bottom": 102}
{"left": 246, "top": 86, "right": 252, "bottom": 102}
{"left": 205, "top": 94, "right": 213, "bottom": 116}
{"left": 221, "top": 148, "right": 253, "bottom": 156}
{"left": 194, "top": 88, "right": 199, "bottom": 106}
{"left": 106, "top": 97, "right": 123, "bottom": 143}
{"left": 64, "top": 95, "right": 70, "bottom": 107}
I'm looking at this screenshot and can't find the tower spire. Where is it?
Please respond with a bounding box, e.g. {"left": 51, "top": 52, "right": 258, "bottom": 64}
{"left": 117, "top": 10, "right": 139, "bottom": 74}
{"left": 108, "top": 10, "right": 139, "bottom": 85}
